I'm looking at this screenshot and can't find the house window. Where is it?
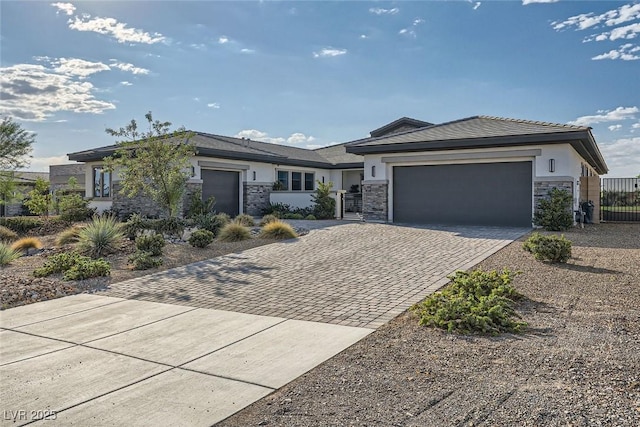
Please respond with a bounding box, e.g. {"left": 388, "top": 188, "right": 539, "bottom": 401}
{"left": 275, "top": 170, "right": 315, "bottom": 191}
{"left": 93, "top": 167, "right": 111, "bottom": 198}
{"left": 277, "top": 170, "right": 289, "bottom": 190}
{"left": 304, "top": 173, "right": 315, "bottom": 191}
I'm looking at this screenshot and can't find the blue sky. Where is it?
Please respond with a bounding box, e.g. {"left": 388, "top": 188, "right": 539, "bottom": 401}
{"left": 1, "top": 0, "right": 639, "bottom": 177}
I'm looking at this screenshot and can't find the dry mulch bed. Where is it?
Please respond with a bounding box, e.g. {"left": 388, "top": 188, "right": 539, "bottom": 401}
{"left": 218, "top": 223, "right": 640, "bottom": 427}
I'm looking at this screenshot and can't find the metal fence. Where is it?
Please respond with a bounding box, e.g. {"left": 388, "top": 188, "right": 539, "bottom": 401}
{"left": 601, "top": 178, "right": 640, "bottom": 222}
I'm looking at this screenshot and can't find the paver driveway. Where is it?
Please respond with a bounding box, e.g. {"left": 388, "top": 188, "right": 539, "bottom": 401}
{"left": 104, "top": 222, "right": 529, "bottom": 328}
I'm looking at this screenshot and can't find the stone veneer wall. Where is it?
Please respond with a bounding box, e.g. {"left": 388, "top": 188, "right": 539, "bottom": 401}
{"left": 244, "top": 183, "right": 271, "bottom": 216}
{"left": 534, "top": 180, "right": 574, "bottom": 207}
{"left": 112, "top": 181, "right": 203, "bottom": 219}
{"left": 362, "top": 181, "right": 388, "bottom": 222}
{"left": 180, "top": 182, "right": 203, "bottom": 217}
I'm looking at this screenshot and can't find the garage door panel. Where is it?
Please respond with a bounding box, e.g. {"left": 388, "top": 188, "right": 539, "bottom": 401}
{"left": 201, "top": 170, "right": 240, "bottom": 216}
{"left": 393, "top": 162, "right": 532, "bottom": 227}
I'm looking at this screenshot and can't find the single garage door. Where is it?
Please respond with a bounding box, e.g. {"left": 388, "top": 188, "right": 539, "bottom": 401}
{"left": 393, "top": 162, "right": 532, "bottom": 227}
{"left": 201, "top": 169, "right": 240, "bottom": 216}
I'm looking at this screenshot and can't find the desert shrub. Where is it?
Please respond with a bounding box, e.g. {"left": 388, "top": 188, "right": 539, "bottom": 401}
{"left": 192, "top": 213, "right": 229, "bottom": 236}
{"left": 188, "top": 229, "right": 215, "bottom": 248}
{"left": 523, "top": 232, "right": 572, "bottom": 263}
{"left": 63, "top": 258, "right": 110, "bottom": 281}
{"left": 128, "top": 251, "right": 163, "bottom": 270}
{"left": 260, "top": 214, "right": 279, "bottom": 226}
{"left": 58, "top": 193, "right": 96, "bottom": 222}
{"left": 218, "top": 223, "right": 251, "bottom": 242}
{"left": 135, "top": 233, "right": 165, "bottom": 256}
{"left": 186, "top": 190, "right": 216, "bottom": 218}
{"left": 0, "top": 217, "right": 43, "bottom": 234}
{"left": 215, "top": 212, "right": 231, "bottom": 224}
{"left": 234, "top": 213, "right": 255, "bottom": 227}
{"left": 533, "top": 187, "right": 573, "bottom": 231}
{"left": 56, "top": 225, "right": 85, "bottom": 246}
{"left": 304, "top": 214, "right": 317, "bottom": 220}
{"left": 412, "top": 269, "right": 526, "bottom": 335}
{"left": 11, "top": 237, "right": 43, "bottom": 252}
{"left": 282, "top": 213, "right": 304, "bottom": 220}
{"left": 0, "top": 242, "right": 21, "bottom": 266}
{"left": 0, "top": 225, "right": 18, "bottom": 242}
{"left": 312, "top": 181, "right": 336, "bottom": 219}
{"left": 145, "top": 217, "right": 184, "bottom": 239}
{"left": 260, "top": 220, "right": 298, "bottom": 240}
{"left": 77, "top": 215, "right": 124, "bottom": 258}
{"left": 262, "top": 202, "right": 290, "bottom": 217}
{"left": 124, "top": 213, "right": 145, "bottom": 240}
{"left": 34, "top": 252, "right": 84, "bottom": 277}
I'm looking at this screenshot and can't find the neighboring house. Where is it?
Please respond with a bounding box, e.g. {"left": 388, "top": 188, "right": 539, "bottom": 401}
{"left": 50, "top": 164, "right": 86, "bottom": 197}
{"left": 67, "top": 116, "right": 608, "bottom": 227}
{"left": 0, "top": 171, "right": 50, "bottom": 217}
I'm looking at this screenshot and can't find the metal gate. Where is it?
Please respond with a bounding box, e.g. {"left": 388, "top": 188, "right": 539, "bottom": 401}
{"left": 600, "top": 178, "right": 640, "bottom": 222}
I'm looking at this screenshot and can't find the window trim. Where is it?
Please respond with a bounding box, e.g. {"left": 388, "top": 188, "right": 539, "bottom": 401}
{"left": 93, "top": 166, "right": 112, "bottom": 198}
{"left": 275, "top": 170, "right": 315, "bottom": 192}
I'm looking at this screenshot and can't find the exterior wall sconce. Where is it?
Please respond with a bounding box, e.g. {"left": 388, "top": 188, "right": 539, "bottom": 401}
{"left": 548, "top": 159, "right": 555, "bottom": 173}
{"left": 371, "top": 165, "right": 376, "bottom": 177}
{"left": 252, "top": 170, "right": 256, "bottom": 181}
{"left": 322, "top": 176, "right": 325, "bottom": 183}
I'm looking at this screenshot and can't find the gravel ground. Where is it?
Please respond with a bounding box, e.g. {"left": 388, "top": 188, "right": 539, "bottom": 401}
{"left": 219, "top": 223, "right": 640, "bottom": 427}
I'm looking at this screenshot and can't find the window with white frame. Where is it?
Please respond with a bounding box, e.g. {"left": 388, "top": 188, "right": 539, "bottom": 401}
{"left": 275, "top": 170, "right": 315, "bottom": 191}
{"left": 93, "top": 167, "right": 111, "bottom": 198}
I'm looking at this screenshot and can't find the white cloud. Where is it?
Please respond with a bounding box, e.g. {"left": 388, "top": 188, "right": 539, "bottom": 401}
{"left": 523, "top": 0, "right": 559, "bottom": 5}
{"left": 360, "top": 34, "right": 368, "bottom": 39}
{"left": 473, "top": 2, "right": 482, "bottom": 10}
{"left": 68, "top": 14, "right": 165, "bottom": 44}
{"left": 0, "top": 63, "right": 116, "bottom": 121}
{"left": 313, "top": 47, "right": 347, "bottom": 58}
{"left": 193, "top": 97, "right": 200, "bottom": 102}
{"left": 207, "top": 103, "right": 220, "bottom": 109}
{"left": 369, "top": 7, "right": 399, "bottom": 15}
{"left": 568, "top": 106, "right": 639, "bottom": 126}
{"left": 26, "top": 156, "right": 78, "bottom": 172}
{"left": 53, "top": 58, "right": 110, "bottom": 77}
{"left": 109, "top": 61, "right": 150, "bottom": 74}
{"left": 120, "top": 81, "right": 132, "bottom": 86}
{"left": 592, "top": 43, "right": 640, "bottom": 61}
{"left": 632, "top": 123, "right": 640, "bottom": 129}
{"left": 400, "top": 16, "right": 425, "bottom": 38}
{"left": 190, "top": 43, "right": 206, "bottom": 50}
{"left": 599, "top": 137, "right": 640, "bottom": 177}
{"left": 234, "top": 129, "right": 315, "bottom": 145}
{"left": 552, "top": 3, "right": 640, "bottom": 31}
{"left": 218, "top": 36, "right": 229, "bottom": 44}
{"left": 240, "top": 48, "right": 255, "bottom": 54}
{"left": 608, "top": 124, "right": 623, "bottom": 131}
{"left": 51, "top": 2, "right": 75, "bottom": 15}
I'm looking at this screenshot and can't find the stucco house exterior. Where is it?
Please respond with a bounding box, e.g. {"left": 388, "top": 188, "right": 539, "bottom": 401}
{"left": 67, "top": 115, "right": 608, "bottom": 227}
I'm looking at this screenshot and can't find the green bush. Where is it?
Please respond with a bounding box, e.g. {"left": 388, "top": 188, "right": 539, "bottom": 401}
{"left": 0, "top": 217, "right": 43, "bottom": 234}
{"left": 188, "top": 229, "right": 215, "bottom": 248}
{"left": 523, "top": 232, "right": 572, "bottom": 263}
{"left": 34, "top": 252, "right": 83, "bottom": 277}
{"left": 215, "top": 212, "right": 231, "bottom": 224}
{"left": 63, "top": 258, "right": 110, "bottom": 281}
{"left": 533, "top": 187, "right": 574, "bottom": 231}
{"left": 145, "top": 217, "right": 184, "bottom": 239}
{"left": 412, "top": 269, "right": 526, "bottom": 335}
{"left": 282, "top": 213, "right": 304, "bottom": 220}
{"left": 186, "top": 190, "right": 216, "bottom": 218}
{"left": 260, "top": 220, "right": 298, "bottom": 240}
{"left": 135, "top": 233, "right": 165, "bottom": 256}
{"left": 192, "top": 213, "right": 229, "bottom": 236}
{"left": 234, "top": 213, "right": 255, "bottom": 227}
{"left": 78, "top": 216, "right": 124, "bottom": 258}
{"left": 124, "top": 213, "right": 145, "bottom": 240}
{"left": 218, "top": 223, "right": 251, "bottom": 242}
{"left": 58, "top": 193, "right": 96, "bottom": 222}
{"left": 260, "top": 214, "right": 279, "bottom": 226}
{"left": 0, "top": 242, "right": 21, "bottom": 266}
{"left": 304, "top": 214, "right": 317, "bottom": 220}
{"left": 312, "top": 181, "right": 336, "bottom": 219}
{"left": 0, "top": 225, "right": 18, "bottom": 242}
{"left": 128, "top": 251, "right": 163, "bottom": 270}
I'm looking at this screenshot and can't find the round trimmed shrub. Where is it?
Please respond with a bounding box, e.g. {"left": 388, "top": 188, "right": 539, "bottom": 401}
{"left": 128, "top": 251, "right": 163, "bottom": 270}
{"left": 523, "top": 232, "right": 572, "bottom": 263}
{"left": 218, "top": 223, "right": 251, "bottom": 242}
{"left": 304, "top": 214, "right": 317, "bottom": 220}
{"left": 260, "top": 220, "right": 298, "bottom": 240}
{"left": 135, "top": 233, "right": 165, "bottom": 256}
{"left": 188, "top": 229, "right": 215, "bottom": 248}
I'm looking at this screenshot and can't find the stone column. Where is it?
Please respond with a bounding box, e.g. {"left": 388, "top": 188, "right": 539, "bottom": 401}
{"left": 362, "top": 180, "right": 388, "bottom": 222}
{"left": 243, "top": 183, "right": 272, "bottom": 216}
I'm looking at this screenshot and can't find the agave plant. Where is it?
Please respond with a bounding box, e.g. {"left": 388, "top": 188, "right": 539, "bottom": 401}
{"left": 78, "top": 215, "right": 124, "bottom": 258}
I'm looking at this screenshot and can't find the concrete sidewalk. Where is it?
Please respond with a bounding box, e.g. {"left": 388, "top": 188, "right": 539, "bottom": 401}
{"left": 0, "top": 294, "right": 371, "bottom": 426}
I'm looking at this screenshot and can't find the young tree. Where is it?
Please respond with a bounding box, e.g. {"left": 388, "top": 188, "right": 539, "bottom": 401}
{"left": 23, "top": 177, "right": 51, "bottom": 216}
{"left": 312, "top": 181, "right": 336, "bottom": 219}
{"left": 104, "top": 112, "right": 195, "bottom": 218}
{"left": 0, "top": 117, "right": 35, "bottom": 170}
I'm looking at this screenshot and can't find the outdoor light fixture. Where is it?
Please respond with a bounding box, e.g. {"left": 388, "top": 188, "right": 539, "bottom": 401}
{"left": 372, "top": 165, "right": 376, "bottom": 177}
{"left": 252, "top": 170, "right": 256, "bottom": 181}
{"left": 549, "top": 159, "right": 555, "bottom": 173}
{"left": 322, "top": 176, "right": 325, "bottom": 183}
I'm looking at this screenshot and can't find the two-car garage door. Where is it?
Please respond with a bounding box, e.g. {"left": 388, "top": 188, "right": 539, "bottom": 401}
{"left": 393, "top": 162, "right": 533, "bottom": 227}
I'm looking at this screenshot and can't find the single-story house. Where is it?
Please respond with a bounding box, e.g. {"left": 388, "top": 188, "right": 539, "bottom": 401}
{"left": 67, "top": 115, "right": 608, "bottom": 227}
{"left": 0, "top": 171, "right": 50, "bottom": 217}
